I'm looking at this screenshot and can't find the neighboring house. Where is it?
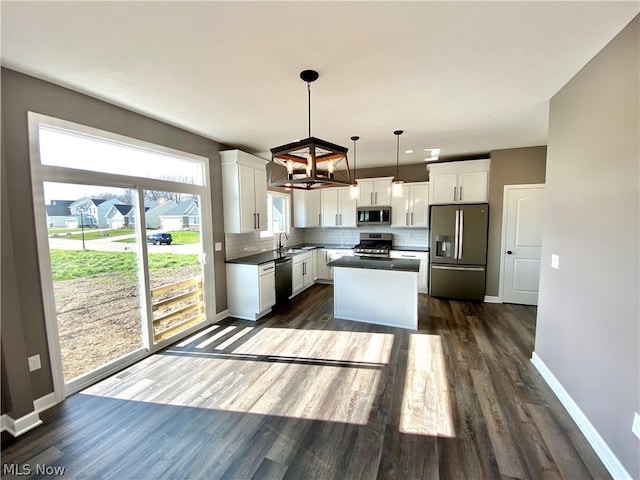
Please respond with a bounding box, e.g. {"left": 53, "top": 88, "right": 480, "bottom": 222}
{"left": 144, "top": 200, "right": 178, "bottom": 229}
{"left": 160, "top": 200, "right": 200, "bottom": 231}
{"left": 68, "top": 198, "right": 105, "bottom": 226}
{"left": 105, "top": 204, "right": 134, "bottom": 229}
{"left": 97, "top": 198, "right": 126, "bottom": 227}
{"left": 45, "top": 200, "right": 73, "bottom": 228}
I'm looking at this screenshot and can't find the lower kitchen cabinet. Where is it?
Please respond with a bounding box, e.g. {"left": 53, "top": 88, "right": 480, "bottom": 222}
{"left": 316, "top": 248, "right": 353, "bottom": 281}
{"left": 390, "top": 250, "right": 429, "bottom": 293}
{"left": 226, "top": 262, "right": 275, "bottom": 320}
{"left": 292, "top": 251, "right": 314, "bottom": 296}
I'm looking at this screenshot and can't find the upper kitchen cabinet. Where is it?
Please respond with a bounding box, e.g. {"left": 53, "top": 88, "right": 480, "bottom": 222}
{"left": 221, "top": 150, "right": 268, "bottom": 233}
{"left": 292, "top": 189, "right": 321, "bottom": 228}
{"left": 391, "top": 182, "right": 429, "bottom": 227}
{"left": 356, "top": 177, "right": 393, "bottom": 207}
{"left": 321, "top": 187, "right": 357, "bottom": 227}
{"left": 428, "top": 159, "right": 490, "bottom": 204}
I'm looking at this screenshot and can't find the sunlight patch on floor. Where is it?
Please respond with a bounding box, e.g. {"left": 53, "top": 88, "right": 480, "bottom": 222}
{"left": 400, "top": 333, "right": 455, "bottom": 437}
{"left": 83, "top": 328, "right": 394, "bottom": 425}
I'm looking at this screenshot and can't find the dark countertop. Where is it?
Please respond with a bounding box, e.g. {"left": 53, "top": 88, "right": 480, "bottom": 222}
{"left": 226, "top": 244, "right": 354, "bottom": 265}
{"left": 327, "top": 256, "right": 420, "bottom": 273}
{"left": 225, "top": 244, "right": 427, "bottom": 266}
{"left": 225, "top": 249, "right": 298, "bottom": 265}
{"left": 391, "top": 246, "right": 429, "bottom": 253}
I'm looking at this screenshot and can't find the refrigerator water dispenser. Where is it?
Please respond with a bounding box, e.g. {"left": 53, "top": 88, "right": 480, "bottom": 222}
{"left": 435, "top": 235, "right": 454, "bottom": 259}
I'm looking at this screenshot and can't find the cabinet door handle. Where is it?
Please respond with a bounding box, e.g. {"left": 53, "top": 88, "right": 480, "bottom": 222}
{"left": 411, "top": 212, "right": 414, "bottom": 226}
{"left": 257, "top": 213, "right": 260, "bottom": 229}
{"left": 459, "top": 186, "right": 463, "bottom": 201}
{"left": 254, "top": 213, "right": 257, "bottom": 229}
{"left": 375, "top": 192, "right": 378, "bottom": 204}
{"left": 405, "top": 212, "right": 409, "bottom": 226}
{"left": 318, "top": 213, "right": 321, "bottom": 225}
{"left": 339, "top": 213, "right": 342, "bottom": 225}
{"left": 453, "top": 186, "right": 457, "bottom": 202}
{"left": 335, "top": 213, "right": 338, "bottom": 226}
{"left": 370, "top": 192, "right": 373, "bottom": 205}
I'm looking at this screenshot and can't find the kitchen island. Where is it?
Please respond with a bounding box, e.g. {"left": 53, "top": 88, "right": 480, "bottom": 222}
{"left": 327, "top": 256, "right": 420, "bottom": 330}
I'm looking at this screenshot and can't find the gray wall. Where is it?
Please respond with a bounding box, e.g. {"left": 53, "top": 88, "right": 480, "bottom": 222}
{"left": 534, "top": 16, "right": 639, "bottom": 478}
{"left": 1, "top": 69, "right": 228, "bottom": 411}
{"left": 486, "top": 146, "right": 547, "bottom": 296}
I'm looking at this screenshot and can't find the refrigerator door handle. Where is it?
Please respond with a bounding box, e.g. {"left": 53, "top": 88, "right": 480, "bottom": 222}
{"left": 432, "top": 265, "right": 484, "bottom": 272}
{"left": 458, "top": 210, "right": 464, "bottom": 259}
{"left": 454, "top": 209, "right": 460, "bottom": 259}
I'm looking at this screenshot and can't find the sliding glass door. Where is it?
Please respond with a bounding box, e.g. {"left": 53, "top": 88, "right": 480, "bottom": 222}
{"left": 30, "top": 113, "right": 215, "bottom": 396}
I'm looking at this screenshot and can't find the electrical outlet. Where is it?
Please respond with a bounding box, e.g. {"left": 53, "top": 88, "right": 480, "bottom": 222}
{"left": 632, "top": 412, "right": 640, "bottom": 440}
{"left": 551, "top": 254, "right": 560, "bottom": 270}
{"left": 215, "top": 242, "right": 222, "bottom": 252}
{"left": 28, "top": 354, "right": 41, "bottom": 372}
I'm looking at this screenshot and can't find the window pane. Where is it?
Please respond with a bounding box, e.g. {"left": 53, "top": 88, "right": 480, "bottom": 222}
{"left": 143, "top": 190, "right": 204, "bottom": 343}
{"left": 38, "top": 126, "right": 204, "bottom": 186}
{"left": 43, "top": 182, "right": 145, "bottom": 382}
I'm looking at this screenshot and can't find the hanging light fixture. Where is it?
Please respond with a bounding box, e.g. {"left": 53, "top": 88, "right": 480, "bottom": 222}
{"left": 349, "top": 136, "right": 360, "bottom": 199}
{"left": 269, "top": 70, "right": 352, "bottom": 190}
{"left": 392, "top": 130, "right": 404, "bottom": 197}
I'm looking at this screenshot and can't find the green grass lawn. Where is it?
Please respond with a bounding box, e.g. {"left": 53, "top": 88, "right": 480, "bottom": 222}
{"left": 63, "top": 228, "right": 135, "bottom": 241}
{"left": 116, "top": 230, "right": 200, "bottom": 244}
{"left": 48, "top": 227, "right": 83, "bottom": 235}
{"left": 50, "top": 249, "right": 200, "bottom": 281}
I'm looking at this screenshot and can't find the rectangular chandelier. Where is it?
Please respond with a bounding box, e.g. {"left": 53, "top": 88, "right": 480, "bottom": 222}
{"left": 269, "top": 136, "right": 352, "bottom": 190}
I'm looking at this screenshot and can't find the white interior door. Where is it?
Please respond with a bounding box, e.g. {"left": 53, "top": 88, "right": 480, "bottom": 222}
{"left": 502, "top": 185, "right": 545, "bottom": 305}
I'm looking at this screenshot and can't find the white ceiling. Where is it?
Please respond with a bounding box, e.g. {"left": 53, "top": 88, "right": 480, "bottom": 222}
{"left": 2, "top": 1, "right": 638, "bottom": 168}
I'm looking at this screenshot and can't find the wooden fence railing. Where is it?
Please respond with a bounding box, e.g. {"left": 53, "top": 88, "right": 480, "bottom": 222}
{"left": 151, "top": 275, "right": 204, "bottom": 342}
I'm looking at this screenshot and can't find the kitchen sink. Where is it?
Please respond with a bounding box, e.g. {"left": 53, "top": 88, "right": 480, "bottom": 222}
{"left": 282, "top": 248, "right": 304, "bottom": 254}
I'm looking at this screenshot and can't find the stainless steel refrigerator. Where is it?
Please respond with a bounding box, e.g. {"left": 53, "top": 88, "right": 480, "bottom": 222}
{"left": 429, "top": 204, "right": 489, "bottom": 301}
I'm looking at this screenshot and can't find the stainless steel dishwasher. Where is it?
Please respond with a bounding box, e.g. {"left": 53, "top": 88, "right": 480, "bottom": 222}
{"left": 275, "top": 257, "right": 292, "bottom": 307}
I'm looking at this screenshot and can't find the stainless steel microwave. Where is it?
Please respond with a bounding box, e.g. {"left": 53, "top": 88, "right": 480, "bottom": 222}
{"left": 356, "top": 206, "right": 392, "bottom": 226}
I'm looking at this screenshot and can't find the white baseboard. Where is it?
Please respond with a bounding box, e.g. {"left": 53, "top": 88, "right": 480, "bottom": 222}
{"left": 484, "top": 295, "right": 502, "bottom": 303}
{"left": 1, "top": 410, "right": 42, "bottom": 437}
{"left": 1, "top": 392, "right": 60, "bottom": 437}
{"left": 34, "top": 392, "right": 58, "bottom": 413}
{"left": 531, "top": 352, "right": 632, "bottom": 480}
{"left": 215, "top": 309, "right": 229, "bottom": 322}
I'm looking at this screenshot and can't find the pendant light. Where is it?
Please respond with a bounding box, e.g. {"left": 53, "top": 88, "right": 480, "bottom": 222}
{"left": 269, "top": 70, "right": 353, "bottom": 190}
{"left": 350, "top": 136, "right": 360, "bottom": 200}
{"left": 392, "top": 130, "right": 404, "bottom": 197}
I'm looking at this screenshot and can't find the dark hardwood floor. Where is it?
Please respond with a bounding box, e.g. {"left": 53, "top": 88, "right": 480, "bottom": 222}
{"left": 1, "top": 284, "right": 610, "bottom": 479}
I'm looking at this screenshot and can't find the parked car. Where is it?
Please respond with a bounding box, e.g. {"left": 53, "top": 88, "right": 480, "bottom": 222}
{"left": 146, "top": 232, "right": 172, "bottom": 245}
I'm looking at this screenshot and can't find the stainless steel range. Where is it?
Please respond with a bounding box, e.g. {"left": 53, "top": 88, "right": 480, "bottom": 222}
{"left": 354, "top": 233, "right": 392, "bottom": 258}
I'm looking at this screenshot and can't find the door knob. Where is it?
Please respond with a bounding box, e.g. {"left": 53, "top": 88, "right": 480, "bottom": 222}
{"left": 507, "top": 250, "right": 513, "bottom": 255}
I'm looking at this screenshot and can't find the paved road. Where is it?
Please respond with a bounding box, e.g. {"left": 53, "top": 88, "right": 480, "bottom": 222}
{"left": 48, "top": 235, "right": 199, "bottom": 254}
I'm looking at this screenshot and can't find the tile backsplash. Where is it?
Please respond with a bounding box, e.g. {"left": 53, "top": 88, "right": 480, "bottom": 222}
{"left": 225, "top": 225, "right": 428, "bottom": 260}
{"left": 225, "top": 228, "right": 305, "bottom": 260}
{"left": 303, "top": 225, "right": 428, "bottom": 248}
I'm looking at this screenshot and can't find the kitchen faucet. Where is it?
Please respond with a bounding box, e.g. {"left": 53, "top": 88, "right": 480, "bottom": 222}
{"left": 277, "top": 232, "right": 288, "bottom": 250}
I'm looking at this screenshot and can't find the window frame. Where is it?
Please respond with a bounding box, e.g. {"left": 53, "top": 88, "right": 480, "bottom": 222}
{"left": 260, "top": 190, "right": 291, "bottom": 238}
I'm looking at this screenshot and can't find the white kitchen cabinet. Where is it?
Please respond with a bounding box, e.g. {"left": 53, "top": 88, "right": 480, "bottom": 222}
{"left": 221, "top": 150, "right": 268, "bottom": 233}
{"left": 428, "top": 159, "right": 490, "bottom": 204}
{"left": 356, "top": 177, "right": 393, "bottom": 207}
{"left": 293, "top": 189, "right": 321, "bottom": 228}
{"left": 291, "top": 251, "right": 314, "bottom": 296}
{"left": 391, "top": 182, "right": 429, "bottom": 227}
{"left": 226, "top": 262, "right": 275, "bottom": 320}
{"left": 315, "top": 248, "right": 353, "bottom": 281}
{"left": 321, "top": 187, "right": 356, "bottom": 227}
{"left": 390, "top": 250, "right": 429, "bottom": 293}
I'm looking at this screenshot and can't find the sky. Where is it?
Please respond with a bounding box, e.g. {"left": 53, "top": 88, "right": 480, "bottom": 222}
{"left": 39, "top": 125, "right": 204, "bottom": 204}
